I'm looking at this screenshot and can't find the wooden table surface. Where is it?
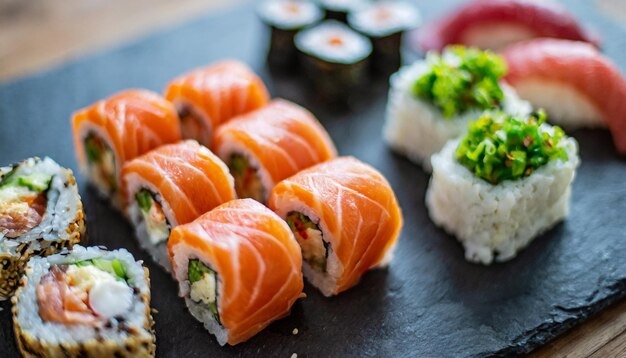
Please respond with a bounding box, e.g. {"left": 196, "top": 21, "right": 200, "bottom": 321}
{"left": 1, "top": 0, "right": 625, "bottom": 356}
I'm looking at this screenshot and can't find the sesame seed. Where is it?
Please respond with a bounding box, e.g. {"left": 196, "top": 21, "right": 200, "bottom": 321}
{"left": 291, "top": 354, "right": 298, "bottom": 358}
{"left": 292, "top": 328, "right": 299, "bottom": 335}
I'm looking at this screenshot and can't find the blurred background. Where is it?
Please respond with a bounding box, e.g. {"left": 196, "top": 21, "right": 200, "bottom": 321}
{"left": 1, "top": 0, "right": 624, "bottom": 82}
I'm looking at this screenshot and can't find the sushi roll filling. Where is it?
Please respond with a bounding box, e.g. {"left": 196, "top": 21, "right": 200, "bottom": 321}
{"left": 84, "top": 132, "right": 117, "bottom": 194}
{"left": 258, "top": 0, "right": 323, "bottom": 30}
{"left": 456, "top": 110, "right": 569, "bottom": 184}
{"left": 188, "top": 259, "right": 221, "bottom": 325}
{"left": 0, "top": 165, "right": 52, "bottom": 238}
{"left": 286, "top": 211, "right": 330, "bottom": 273}
{"left": 177, "top": 104, "right": 211, "bottom": 147}
{"left": 36, "top": 258, "right": 131, "bottom": 325}
{"left": 135, "top": 188, "right": 171, "bottom": 245}
{"left": 295, "top": 20, "right": 372, "bottom": 64}
{"left": 412, "top": 46, "right": 507, "bottom": 118}
{"left": 228, "top": 154, "right": 265, "bottom": 203}
{"left": 348, "top": 1, "right": 421, "bottom": 37}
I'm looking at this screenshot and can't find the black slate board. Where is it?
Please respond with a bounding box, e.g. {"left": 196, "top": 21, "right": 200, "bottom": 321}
{"left": 1, "top": 1, "right": 626, "bottom": 356}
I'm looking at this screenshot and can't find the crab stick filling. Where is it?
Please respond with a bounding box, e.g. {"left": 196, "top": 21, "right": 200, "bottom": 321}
{"left": 286, "top": 211, "right": 329, "bottom": 273}
{"left": 188, "top": 259, "right": 221, "bottom": 325}
{"left": 135, "top": 189, "right": 170, "bottom": 245}
{"left": 228, "top": 154, "right": 265, "bottom": 203}
{"left": 0, "top": 171, "right": 51, "bottom": 238}
{"left": 84, "top": 133, "right": 117, "bottom": 195}
{"left": 36, "top": 259, "right": 131, "bottom": 325}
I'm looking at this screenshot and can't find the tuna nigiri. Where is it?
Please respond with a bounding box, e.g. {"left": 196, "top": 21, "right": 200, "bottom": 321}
{"left": 122, "top": 140, "right": 236, "bottom": 270}
{"left": 269, "top": 157, "right": 403, "bottom": 296}
{"left": 72, "top": 89, "right": 182, "bottom": 209}
{"left": 213, "top": 99, "right": 337, "bottom": 204}
{"left": 415, "top": 0, "right": 599, "bottom": 52}
{"left": 164, "top": 60, "right": 270, "bottom": 147}
{"left": 503, "top": 38, "right": 626, "bottom": 154}
{"left": 168, "top": 199, "right": 304, "bottom": 346}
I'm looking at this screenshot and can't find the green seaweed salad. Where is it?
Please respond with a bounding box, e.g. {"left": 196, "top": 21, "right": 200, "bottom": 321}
{"left": 456, "top": 111, "right": 569, "bottom": 185}
{"left": 412, "top": 45, "right": 507, "bottom": 118}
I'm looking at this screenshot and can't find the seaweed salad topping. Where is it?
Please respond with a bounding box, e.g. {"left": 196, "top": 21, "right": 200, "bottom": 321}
{"left": 455, "top": 110, "right": 569, "bottom": 184}
{"left": 412, "top": 45, "right": 507, "bottom": 118}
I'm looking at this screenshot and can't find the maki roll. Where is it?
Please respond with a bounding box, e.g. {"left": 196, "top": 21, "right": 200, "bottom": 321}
{"left": 0, "top": 157, "right": 84, "bottom": 299}
{"left": 164, "top": 61, "right": 270, "bottom": 147}
{"left": 122, "top": 140, "right": 236, "bottom": 271}
{"left": 168, "top": 199, "right": 304, "bottom": 346}
{"left": 258, "top": 0, "right": 323, "bottom": 69}
{"left": 426, "top": 111, "right": 579, "bottom": 265}
{"left": 213, "top": 99, "right": 337, "bottom": 204}
{"left": 295, "top": 20, "right": 372, "bottom": 104}
{"left": 318, "top": 0, "right": 369, "bottom": 23}
{"left": 12, "top": 245, "right": 155, "bottom": 357}
{"left": 348, "top": 1, "right": 421, "bottom": 74}
{"left": 503, "top": 38, "right": 626, "bottom": 154}
{"left": 72, "top": 89, "right": 182, "bottom": 210}
{"left": 269, "top": 157, "right": 403, "bottom": 297}
{"left": 384, "top": 45, "right": 531, "bottom": 171}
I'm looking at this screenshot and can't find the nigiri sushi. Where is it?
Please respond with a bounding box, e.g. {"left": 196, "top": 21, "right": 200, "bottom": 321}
{"left": 164, "top": 60, "right": 270, "bottom": 147}
{"left": 168, "top": 199, "right": 303, "bottom": 346}
{"left": 12, "top": 245, "right": 155, "bottom": 357}
{"left": 415, "top": 0, "right": 599, "bottom": 52}
{"left": 213, "top": 99, "right": 337, "bottom": 204}
{"left": 72, "top": 89, "right": 181, "bottom": 209}
{"left": 426, "top": 111, "right": 579, "bottom": 265}
{"left": 384, "top": 45, "right": 531, "bottom": 171}
{"left": 122, "top": 140, "right": 236, "bottom": 271}
{"left": 0, "top": 157, "right": 85, "bottom": 299}
{"left": 269, "top": 157, "right": 403, "bottom": 296}
{"left": 503, "top": 38, "right": 626, "bottom": 154}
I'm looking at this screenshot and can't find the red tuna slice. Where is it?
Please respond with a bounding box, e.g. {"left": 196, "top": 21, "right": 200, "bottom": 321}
{"left": 503, "top": 38, "right": 626, "bottom": 154}
{"left": 414, "top": 0, "right": 600, "bottom": 52}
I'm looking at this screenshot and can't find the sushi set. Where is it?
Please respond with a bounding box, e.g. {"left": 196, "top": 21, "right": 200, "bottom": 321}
{"left": 1, "top": 0, "right": 626, "bottom": 356}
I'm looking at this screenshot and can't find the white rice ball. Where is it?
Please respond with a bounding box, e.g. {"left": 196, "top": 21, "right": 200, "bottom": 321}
{"left": 425, "top": 135, "right": 580, "bottom": 265}
{"left": 383, "top": 62, "right": 532, "bottom": 172}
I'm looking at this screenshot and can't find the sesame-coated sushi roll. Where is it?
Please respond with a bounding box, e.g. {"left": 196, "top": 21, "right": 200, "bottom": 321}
{"left": 426, "top": 111, "right": 579, "bottom": 265}
{"left": 348, "top": 1, "right": 421, "bottom": 74}
{"left": 318, "top": 0, "right": 369, "bottom": 23}
{"left": 72, "top": 89, "right": 182, "bottom": 210}
{"left": 12, "top": 245, "right": 155, "bottom": 357}
{"left": 122, "top": 140, "right": 236, "bottom": 271}
{"left": 164, "top": 61, "right": 270, "bottom": 147}
{"left": 168, "top": 199, "right": 304, "bottom": 346}
{"left": 384, "top": 45, "right": 531, "bottom": 171}
{"left": 269, "top": 157, "right": 403, "bottom": 297}
{"left": 0, "top": 157, "right": 85, "bottom": 299}
{"left": 258, "top": 0, "right": 323, "bottom": 69}
{"left": 213, "top": 99, "right": 337, "bottom": 204}
{"left": 295, "top": 20, "right": 372, "bottom": 104}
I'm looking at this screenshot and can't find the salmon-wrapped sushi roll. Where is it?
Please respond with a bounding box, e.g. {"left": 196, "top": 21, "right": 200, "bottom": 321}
{"left": 168, "top": 199, "right": 304, "bottom": 346}
{"left": 72, "top": 89, "right": 181, "bottom": 209}
{"left": 122, "top": 140, "right": 236, "bottom": 271}
{"left": 269, "top": 157, "right": 403, "bottom": 296}
{"left": 164, "top": 60, "right": 270, "bottom": 146}
{"left": 214, "top": 99, "right": 337, "bottom": 204}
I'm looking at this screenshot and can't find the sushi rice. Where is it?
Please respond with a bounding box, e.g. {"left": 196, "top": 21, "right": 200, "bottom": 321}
{"left": 12, "top": 245, "right": 155, "bottom": 357}
{"left": 426, "top": 133, "right": 579, "bottom": 265}
{"left": 0, "top": 157, "right": 85, "bottom": 299}
{"left": 384, "top": 61, "right": 531, "bottom": 171}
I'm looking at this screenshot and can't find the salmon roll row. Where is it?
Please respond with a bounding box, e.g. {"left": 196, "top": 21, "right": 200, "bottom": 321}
{"left": 165, "top": 60, "right": 270, "bottom": 147}
{"left": 72, "top": 89, "right": 182, "bottom": 209}
{"left": 214, "top": 99, "right": 337, "bottom": 204}
{"left": 1, "top": 157, "right": 85, "bottom": 299}
{"left": 122, "top": 140, "right": 236, "bottom": 271}
{"left": 12, "top": 246, "right": 155, "bottom": 357}
{"left": 168, "top": 199, "right": 303, "bottom": 346}
{"left": 269, "top": 157, "right": 403, "bottom": 297}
